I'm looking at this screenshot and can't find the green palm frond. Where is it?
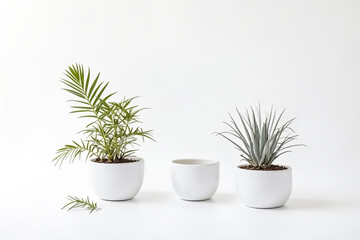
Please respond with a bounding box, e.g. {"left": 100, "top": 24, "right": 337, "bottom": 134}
{"left": 61, "top": 64, "right": 115, "bottom": 118}
{"left": 216, "top": 105, "right": 304, "bottom": 168}
{"left": 53, "top": 140, "right": 99, "bottom": 167}
{"left": 62, "top": 196, "right": 100, "bottom": 214}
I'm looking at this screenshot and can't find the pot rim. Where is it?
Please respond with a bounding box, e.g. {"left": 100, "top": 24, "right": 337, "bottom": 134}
{"left": 237, "top": 164, "right": 291, "bottom": 172}
{"left": 90, "top": 157, "right": 143, "bottom": 164}
{"left": 172, "top": 158, "right": 219, "bottom": 166}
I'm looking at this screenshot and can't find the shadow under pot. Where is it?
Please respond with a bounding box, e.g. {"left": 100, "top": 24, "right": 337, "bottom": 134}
{"left": 171, "top": 159, "right": 219, "bottom": 201}
{"left": 89, "top": 158, "right": 144, "bottom": 201}
{"left": 236, "top": 165, "right": 292, "bottom": 208}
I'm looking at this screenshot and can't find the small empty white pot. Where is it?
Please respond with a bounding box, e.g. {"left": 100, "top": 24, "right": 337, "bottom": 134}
{"left": 236, "top": 165, "right": 292, "bottom": 208}
{"left": 171, "top": 159, "right": 219, "bottom": 201}
{"left": 89, "top": 158, "right": 144, "bottom": 201}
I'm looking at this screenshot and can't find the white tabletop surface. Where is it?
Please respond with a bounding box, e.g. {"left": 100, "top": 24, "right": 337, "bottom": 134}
{"left": 1, "top": 157, "right": 359, "bottom": 240}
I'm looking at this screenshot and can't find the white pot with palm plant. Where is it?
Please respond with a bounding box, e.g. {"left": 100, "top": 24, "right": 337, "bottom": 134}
{"left": 54, "top": 64, "right": 154, "bottom": 202}
{"left": 216, "top": 106, "right": 303, "bottom": 208}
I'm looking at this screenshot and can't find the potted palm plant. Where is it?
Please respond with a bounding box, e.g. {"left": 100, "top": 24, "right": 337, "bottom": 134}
{"left": 216, "top": 106, "right": 303, "bottom": 208}
{"left": 54, "top": 64, "right": 154, "bottom": 201}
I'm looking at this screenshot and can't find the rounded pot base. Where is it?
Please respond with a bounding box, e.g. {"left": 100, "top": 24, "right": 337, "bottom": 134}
{"left": 180, "top": 197, "right": 212, "bottom": 202}
{"left": 245, "top": 203, "right": 286, "bottom": 209}
{"left": 100, "top": 197, "right": 135, "bottom": 201}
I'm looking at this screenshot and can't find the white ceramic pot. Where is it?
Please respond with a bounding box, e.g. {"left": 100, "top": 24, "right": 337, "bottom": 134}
{"left": 171, "top": 159, "right": 219, "bottom": 201}
{"left": 89, "top": 158, "right": 144, "bottom": 201}
{"left": 236, "top": 165, "right": 292, "bottom": 208}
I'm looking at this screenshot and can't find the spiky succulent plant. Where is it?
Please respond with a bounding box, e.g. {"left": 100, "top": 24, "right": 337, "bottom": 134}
{"left": 217, "top": 106, "right": 303, "bottom": 169}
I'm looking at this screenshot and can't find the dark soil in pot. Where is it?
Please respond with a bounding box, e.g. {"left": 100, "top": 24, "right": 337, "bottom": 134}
{"left": 93, "top": 157, "right": 139, "bottom": 164}
{"left": 238, "top": 165, "right": 287, "bottom": 171}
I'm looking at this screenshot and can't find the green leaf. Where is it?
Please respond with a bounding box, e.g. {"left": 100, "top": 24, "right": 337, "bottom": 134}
{"left": 92, "top": 82, "right": 109, "bottom": 105}
{"left": 88, "top": 72, "right": 100, "bottom": 99}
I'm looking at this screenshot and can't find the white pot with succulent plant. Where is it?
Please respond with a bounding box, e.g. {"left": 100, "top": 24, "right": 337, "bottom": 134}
{"left": 217, "top": 106, "right": 303, "bottom": 208}
{"left": 54, "top": 64, "right": 154, "bottom": 205}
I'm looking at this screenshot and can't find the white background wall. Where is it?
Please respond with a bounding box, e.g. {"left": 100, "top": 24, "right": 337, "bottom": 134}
{"left": 1, "top": 0, "right": 359, "bottom": 239}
